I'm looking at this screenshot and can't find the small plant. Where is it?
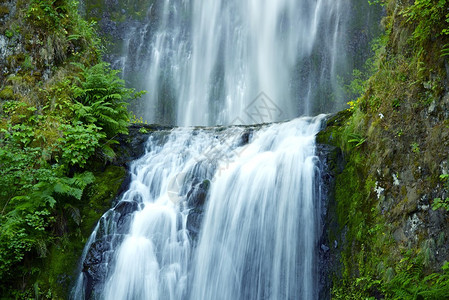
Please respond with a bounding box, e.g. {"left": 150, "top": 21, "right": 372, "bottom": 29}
{"left": 392, "top": 98, "right": 401, "bottom": 109}
{"left": 348, "top": 133, "right": 366, "bottom": 148}
{"left": 58, "top": 122, "right": 104, "bottom": 167}
{"left": 432, "top": 174, "right": 449, "bottom": 211}
{"left": 441, "top": 43, "right": 449, "bottom": 57}
{"left": 4, "top": 30, "right": 13, "bottom": 38}
{"left": 345, "top": 69, "right": 367, "bottom": 101}
{"left": 368, "top": 0, "right": 384, "bottom": 6}
{"left": 411, "top": 142, "right": 420, "bottom": 154}
{"left": 432, "top": 197, "right": 449, "bottom": 211}
{"left": 139, "top": 127, "right": 149, "bottom": 134}
{"left": 22, "top": 55, "right": 33, "bottom": 70}
{"left": 129, "top": 112, "right": 148, "bottom": 124}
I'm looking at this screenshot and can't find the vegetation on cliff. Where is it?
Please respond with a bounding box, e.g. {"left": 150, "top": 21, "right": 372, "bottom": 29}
{"left": 0, "top": 0, "right": 142, "bottom": 297}
{"left": 319, "top": 0, "right": 449, "bottom": 298}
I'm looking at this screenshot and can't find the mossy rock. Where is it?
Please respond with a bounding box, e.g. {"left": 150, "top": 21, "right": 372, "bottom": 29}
{"left": 81, "top": 165, "right": 127, "bottom": 234}
{"left": 317, "top": 109, "right": 353, "bottom": 146}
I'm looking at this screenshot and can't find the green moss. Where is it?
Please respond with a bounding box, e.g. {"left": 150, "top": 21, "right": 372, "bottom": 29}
{"left": 81, "top": 165, "right": 126, "bottom": 231}
{"left": 6, "top": 53, "right": 26, "bottom": 68}
{"left": 0, "top": 86, "right": 14, "bottom": 99}
{"left": 35, "top": 165, "right": 126, "bottom": 298}
{"left": 0, "top": 5, "right": 9, "bottom": 17}
{"left": 316, "top": 109, "right": 352, "bottom": 146}
{"left": 22, "top": 54, "right": 33, "bottom": 70}
{"left": 327, "top": 1, "right": 449, "bottom": 297}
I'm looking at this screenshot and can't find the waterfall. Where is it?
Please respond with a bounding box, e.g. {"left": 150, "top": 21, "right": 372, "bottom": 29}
{"left": 121, "top": 0, "right": 350, "bottom": 126}
{"left": 188, "top": 117, "right": 324, "bottom": 299}
{"left": 72, "top": 115, "right": 325, "bottom": 299}
{"left": 71, "top": 0, "right": 374, "bottom": 298}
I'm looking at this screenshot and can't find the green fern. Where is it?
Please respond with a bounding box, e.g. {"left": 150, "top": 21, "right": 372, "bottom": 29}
{"left": 348, "top": 133, "right": 367, "bottom": 148}
{"left": 71, "top": 62, "right": 139, "bottom": 139}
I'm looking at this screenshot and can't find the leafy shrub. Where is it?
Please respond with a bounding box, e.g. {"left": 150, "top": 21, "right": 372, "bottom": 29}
{"left": 403, "top": 0, "right": 449, "bottom": 44}
{"left": 71, "top": 62, "right": 139, "bottom": 139}
{"left": 58, "top": 122, "right": 104, "bottom": 167}
{"left": 27, "top": 0, "right": 70, "bottom": 30}
{"left": 0, "top": 0, "right": 145, "bottom": 293}
{"left": 0, "top": 168, "right": 94, "bottom": 280}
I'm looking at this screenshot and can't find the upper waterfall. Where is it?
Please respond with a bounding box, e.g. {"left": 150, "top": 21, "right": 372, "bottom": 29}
{"left": 118, "top": 0, "right": 352, "bottom": 126}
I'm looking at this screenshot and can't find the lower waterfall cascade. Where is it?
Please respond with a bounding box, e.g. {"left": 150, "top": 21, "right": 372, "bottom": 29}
{"left": 72, "top": 115, "right": 327, "bottom": 299}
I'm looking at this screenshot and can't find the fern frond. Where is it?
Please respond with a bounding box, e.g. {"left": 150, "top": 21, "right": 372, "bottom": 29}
{"left": 53, "top": 182, "right": 83, "bottom": 200}
{"left": 64, "top": 204, "right": 81, "bottom": 225}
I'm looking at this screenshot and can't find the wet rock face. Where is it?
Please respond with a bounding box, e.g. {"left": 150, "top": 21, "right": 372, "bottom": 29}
{"left": 82, "top": 236, "right": 118, "bottom": 298}
{"left": 114, "top": 124, "right": 174, "bottom": 168}
{"left": 186, "top": 209, "right": 203, "bottom": 237}
{"left": 238, "top": 129, "right": 253, "bottom": 146}
{"left": 81, "top": 199, "right": 141, "bottom": 298}
{"left": 82, "top": 236, "right": 114, "bottom": 299}
{"left": 316, "top": 143, "right": 344, "bottom": 300}
{"left": 0, "top": 0, "right": 16, "bottom": 24}
{"left": 186, "top": 179, "right": 211, "bottom": 243}
{"left": 187, "top": 180, "right": 210, "bottom": 208}
{"left": 114, "top": 201, "right": 139, "bottom": 234}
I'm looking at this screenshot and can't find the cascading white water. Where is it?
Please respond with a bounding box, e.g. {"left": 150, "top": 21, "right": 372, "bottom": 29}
{"left": 73, "top": 116, "right": 325, "bottom": 299}
{"left": 72, "top": 0, "right": 355, "bottom": 298}
{"left": 189, "top": 117, "right": 324, "bottom": 299}
{"left": 123, "top": 0, "right": 349, "bottom": 126}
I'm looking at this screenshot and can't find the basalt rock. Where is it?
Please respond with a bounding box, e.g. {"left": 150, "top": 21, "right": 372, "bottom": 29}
{"left": 316, "top": 142, "right": 345, "bottom": 300}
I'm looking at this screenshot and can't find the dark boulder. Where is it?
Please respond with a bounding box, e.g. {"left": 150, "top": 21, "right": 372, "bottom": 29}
{"left": 186, "top": 180, "right": 210, "bottom": 208}
{"left": 187, "top": 209, "right": 204, "bottom": 242}
{"left": 113, "top": 201, "right": 139, "bottom": 234}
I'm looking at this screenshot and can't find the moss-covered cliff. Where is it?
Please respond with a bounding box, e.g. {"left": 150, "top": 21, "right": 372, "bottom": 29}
{"left": 0, "top": 0, "right": 145, "bottom": 297}
{"left": 319, "top": 0, "right": 449, "bottom": 298}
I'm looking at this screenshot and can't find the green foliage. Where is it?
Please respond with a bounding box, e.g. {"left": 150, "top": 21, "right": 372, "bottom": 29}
{"left": 27, "top": 0, "right": 71, "bottom": 30}
{"left": 4, "top": 29, "right": 13, "bottom": 38}
{"left": 22, "top": 55, "right": 33, "bottom": 70}
{"left": 0, "top": 0, "right": 143, "bottom": 296}
{"left": 383, "top": 257, "right": 449, "bottom": 299}
{"left": 130, "top": 112, "right": 149, "bottom": 124}
{"left": 411, "top": 142, "right": 420, "bottom": 154}
{"left": 58, "top": 122, "right": 105, "bottom": 167}
{"left": 0, "top": 159, "right": 94, "bottom": 281}
{"left": 333, "top": 240, "right": 449, "bottom": 299}
{"left": 403, "top": 0, "right": 449, "bottom": 47}
{"left": 0, "top": 75, "right": 130, "bottom": 288}
{"left": 345, "top": 69, "right": 367, "bottom": 101}
{"left": 72, "top": 62, "right": 140, "bottom": 138}
{"left": 432, "top": 197, "right": 449, "bottom": 211}
{"left": 432, "top": 174, "right": 449, "bottom": 211}
{"left": 347, "top": 133, "right": 366, "bottom": 148}
{"left": 139, "top": 127, "right": 149, "bottom": 134}
{"left": 440, "top": 43, "right": 449, "bottom": 57}
{"left": 368, "top": 0, "right": 384, "bottom": 6}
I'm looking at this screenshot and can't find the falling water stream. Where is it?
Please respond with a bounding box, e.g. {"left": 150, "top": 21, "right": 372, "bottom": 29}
{"left": 121, "top": 0, "right": 350, "bottom": 125}
{"left": 73, "top": 0, "right": 365, "bottom": 298}
{"left": 73, "top": 116, "right": 325, "bottom": 299}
